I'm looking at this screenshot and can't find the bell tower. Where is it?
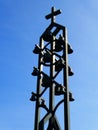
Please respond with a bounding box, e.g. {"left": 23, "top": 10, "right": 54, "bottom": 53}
{"left": 30, "top": 7, "right": 74, "bottom": 130}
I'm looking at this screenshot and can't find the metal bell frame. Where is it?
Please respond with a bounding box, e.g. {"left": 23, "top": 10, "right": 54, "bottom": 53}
{"left": 30, "top": 7, "right": 74, "bottom": 130}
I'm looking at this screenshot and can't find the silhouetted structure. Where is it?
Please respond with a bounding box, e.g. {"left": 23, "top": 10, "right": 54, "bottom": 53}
{"left": 30, "top": 7, "right": 74, "bottom": 130}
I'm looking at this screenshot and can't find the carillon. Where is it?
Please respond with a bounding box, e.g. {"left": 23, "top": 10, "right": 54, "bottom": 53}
{"left": 30, "top": 7, "right": 75, "bottom": 130}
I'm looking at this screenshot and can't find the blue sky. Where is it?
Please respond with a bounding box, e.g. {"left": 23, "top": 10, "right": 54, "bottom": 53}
{"left": 0, "top": 0, "right": 98, "bottom": 130}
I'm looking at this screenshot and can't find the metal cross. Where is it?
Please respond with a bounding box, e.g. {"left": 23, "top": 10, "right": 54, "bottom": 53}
{"left": 45, "top": 7, "right": 62, "bottom": 23}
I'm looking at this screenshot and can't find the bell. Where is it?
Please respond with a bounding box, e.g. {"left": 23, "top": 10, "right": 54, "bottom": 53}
{"left": 42, "top": 30, "right": 53, "bottom": 42}
{"left": 31, "top": 67, "right": 40, "bottom": 76}
{"left": 33, "top": 44, "right": 41, "bottom": 54}
{"left": 55, "top": 40, "right": 63, "bottom": 52}
{"left": 68, "top": 44, "right": 73, "bottom": 54}
{"left": 69, "top": 92, "right": 75, "bottom": 102}
{"left": 55, "top": 58, "right": 65, "bottom": 72}
{"left": 47, "top": 117, "right": 58, "bottom": 130}
{"left": 43, "top": 50, "right": 52, "bottom": 63}
{"left": 30, "top": 92, "right": 36, "bottom": 101}
{"left": 54, "top": 36, "right": 65, "bottom": 52}
{"left": 68, "top": 66, "right": 74, "bottom": 76}
{"left": 41, "top": 74, "right": 51, "bottom": 87}
{"left": 55, "top": 84, "right": 66, "bottom": 95}
{"left": 58, "top": 35, "right": 65, "bottom": 45}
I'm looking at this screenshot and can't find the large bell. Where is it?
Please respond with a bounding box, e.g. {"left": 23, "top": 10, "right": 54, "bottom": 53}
{"left": 33, "top": 44, "right": 41, "bottom": 54}
{"left": 55, "top": 84, "right": 66, "bottom": 95}
{"left": 69, "top": 92, "right": 75, "bottom": 102}
{"left": 31, "top": 67, "right": 40, "bottom": 76}
{"left": 41, "top": 74, "right": 51, "bottom": 87}
{"left": 42, "top": 30, "right": 53, "bottom": 42}
{"left": 43, "top": 50, "right": 52, "bottom": 63}
{"left": 30, "top": 92, "right": 36, "bottom": 101}
{"left": 68, "top": 66, "right": 74, "bottom": 76}
{"left": 68, "top": 43, "right": 73, "bottom": 54}
{"left": 55, "top": 58, "right": 65, "bottom": 72}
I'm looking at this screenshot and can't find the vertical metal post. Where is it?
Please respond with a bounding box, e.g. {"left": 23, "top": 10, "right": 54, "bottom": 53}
{"left": 48, "top": 36, "right": 55, "bottom": 129}
{"left": 63, "top": 28, "right": 70, "bottom": 130}
{"left": 48, "top": 7, "right": 55, "bottom": 129}
{"left": 34, "top": 38, "right": 44, "bottom": 130}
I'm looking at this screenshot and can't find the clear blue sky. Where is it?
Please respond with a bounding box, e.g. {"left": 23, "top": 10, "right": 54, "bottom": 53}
{"left": 0, "top": 0, "right": 98, "bottom": 130}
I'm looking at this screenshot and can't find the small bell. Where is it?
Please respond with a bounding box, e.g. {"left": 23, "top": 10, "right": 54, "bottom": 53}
{"left": 68, "top": 43, "right": 73, "bottom": 54}
{"left": 55, "top": 58, "right": 65, "bottom": 72}
{"left": 33, "top": 44, "right": 41, "bottom": 54}
{"left": 54, "top": 35, "right": 64, "bottom": 52}
{"left": 55, "top": 84, "right": 66, "bottom": 95}
{"left": 31, "top": 67, "right": 40, "bottom": 76}
{"left": 58, "top": 35, "right": 65, "bottom": 45}
{"left": 68, "top": 66, "right": 74, "bottom": 76}
{"left": 55, "top": 41, "right": 63, "bottom": 52}
{"left": 69, "top": 92, "right": 75, "bottom": 102}
{"left": 43, "top": 50, "right": 52, "bottom": 63}
{"left": 30, "top": 92, "right": 36, "bottom": 101}
{"left": 41, "top": 74, "right": 51, "bottom": 87}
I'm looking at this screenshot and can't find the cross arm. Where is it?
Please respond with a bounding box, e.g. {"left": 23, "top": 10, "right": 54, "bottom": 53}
{"left": 45, "top": 9, "right": 62, "bottom": 19}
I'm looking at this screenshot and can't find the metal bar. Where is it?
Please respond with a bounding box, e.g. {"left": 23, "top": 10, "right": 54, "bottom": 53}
{"left": 45, "top": 9, "right": 61, "bottom": 19}
{"left": 48, "top": 30, "right": 55, "bottom": 129}
{"left": 63, "top": 28, "right": 70, "bottom": 130}
{"left": 34, "top": 37, "right": 44, "bottom": 130}
{"left": 52, "top": 27, "right": 61, "bottom": 36}
{"left": 51, "top": 7, "right": 55, "bottom": 23}
{"left": 39, "top": 113, "right": 52, "bottom": 125}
